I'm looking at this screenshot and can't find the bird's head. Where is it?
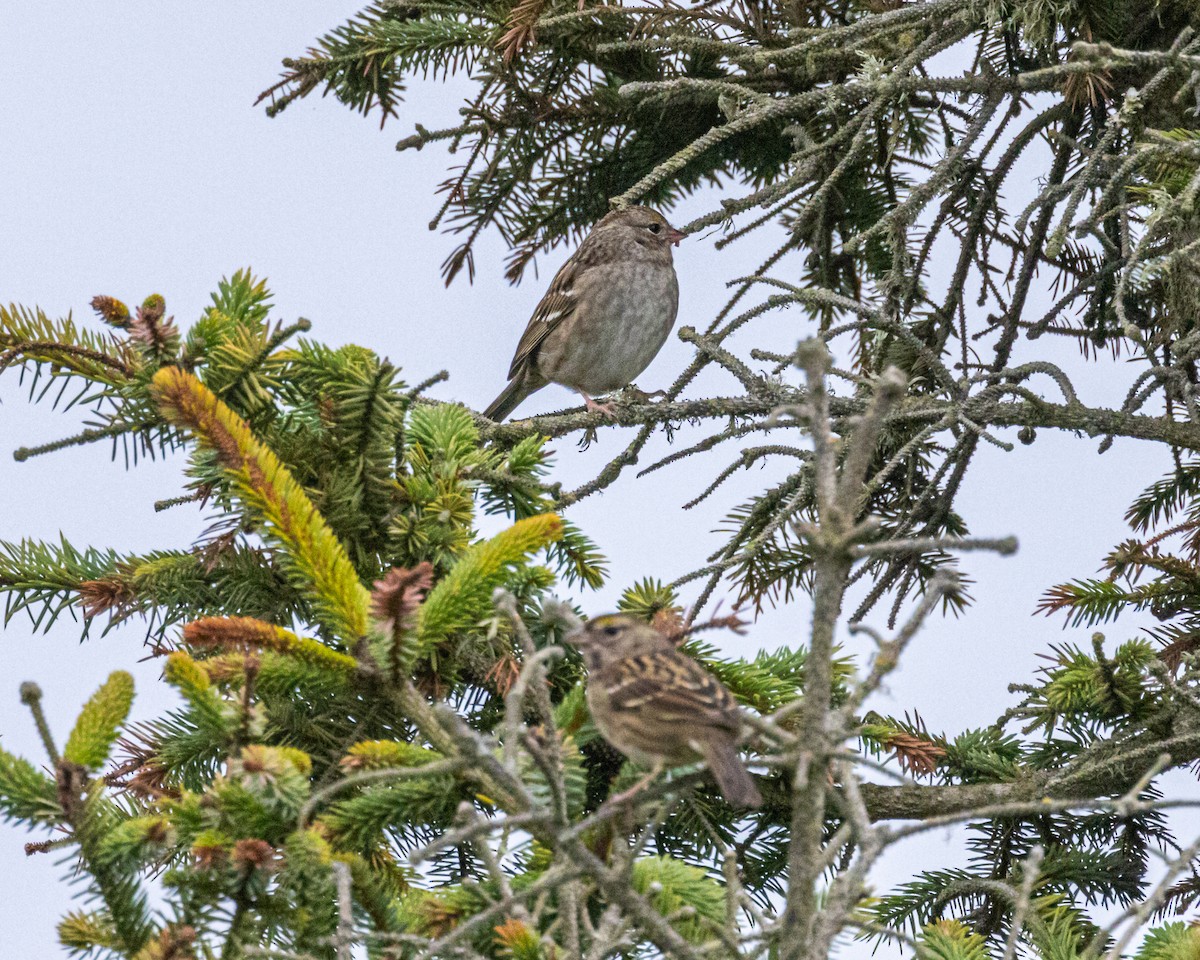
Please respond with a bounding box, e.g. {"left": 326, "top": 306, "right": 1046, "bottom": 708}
{"left": 567, "top": 613, "right": 669, "bottom": 660}
{"left": 597, "top": 206, "right": 687, "bottom": 249}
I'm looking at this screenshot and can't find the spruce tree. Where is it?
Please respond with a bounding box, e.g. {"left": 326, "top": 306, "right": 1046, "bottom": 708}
{"left": 4, "top": 2, "right": 1200, "bottom": 959}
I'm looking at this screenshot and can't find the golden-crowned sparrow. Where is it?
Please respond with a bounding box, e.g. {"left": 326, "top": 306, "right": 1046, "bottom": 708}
{"left": 568, "top": 613, "right": 762, "bottom": 809}
{"left": 483, "top": 206, "right": 685, "bottom": 422}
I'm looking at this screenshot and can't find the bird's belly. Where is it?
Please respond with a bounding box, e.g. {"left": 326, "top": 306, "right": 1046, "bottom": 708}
{"left": 587, "top": 683, "right": 700, "bottom": 767}
{"left": 538, "top": 262, "right": 678, "bottom": 395}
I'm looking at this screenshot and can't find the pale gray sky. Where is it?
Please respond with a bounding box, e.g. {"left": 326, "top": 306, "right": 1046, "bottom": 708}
{"left": 0, "top": 5, "right": 1170, "bottom": 954}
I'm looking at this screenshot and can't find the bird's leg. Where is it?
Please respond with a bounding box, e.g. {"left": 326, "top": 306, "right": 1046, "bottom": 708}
{"left": 605, "top": 761, "right": 665, "bottom": 808}
{"left": 579, "top": 390, "right": 617, "bottom": 417}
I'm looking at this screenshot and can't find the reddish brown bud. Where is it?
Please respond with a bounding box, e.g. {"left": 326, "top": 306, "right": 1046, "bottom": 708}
{"left": 232, "top": 838, "right": 277, "bottom": 870}
{"left": 371, "top": 563, "right": 434, "bottom": 633}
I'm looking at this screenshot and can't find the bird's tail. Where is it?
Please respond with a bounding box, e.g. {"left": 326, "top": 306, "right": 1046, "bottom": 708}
{"left": 704, "top": 740, "right": 762, "bottom": 809}
{"left": 484, "top": 374, "right": 537, "bottom": 422}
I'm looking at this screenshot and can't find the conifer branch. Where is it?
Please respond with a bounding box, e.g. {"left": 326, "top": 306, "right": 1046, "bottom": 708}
{"left": 482, "top": 388, "right": 1200, "bottom": 454}
{"left": 150, "top": 367, "right": 372, "bottom": 644}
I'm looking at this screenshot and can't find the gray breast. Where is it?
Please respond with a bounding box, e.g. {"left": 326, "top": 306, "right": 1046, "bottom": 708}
{"left": 537, "top": 260, "right": 679, "bottom": 395}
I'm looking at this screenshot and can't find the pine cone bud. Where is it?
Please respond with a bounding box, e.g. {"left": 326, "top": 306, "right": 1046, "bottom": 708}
{"left": 90, "top": 295, "right": 131, "bottom": 328}
{"left": 139, "top": 294, "right": 166, "bottom": 324}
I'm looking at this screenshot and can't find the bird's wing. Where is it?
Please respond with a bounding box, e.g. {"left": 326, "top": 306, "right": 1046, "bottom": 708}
{"left": 506, "top": 234, "right": 604, "bottom": 379}
{"left": 605, "top": 652, "right": 741, "bottom": 733}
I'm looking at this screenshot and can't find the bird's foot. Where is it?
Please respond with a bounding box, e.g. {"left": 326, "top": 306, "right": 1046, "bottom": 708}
{"left": 581, "top": 392, "right": 617, "bottom": 417}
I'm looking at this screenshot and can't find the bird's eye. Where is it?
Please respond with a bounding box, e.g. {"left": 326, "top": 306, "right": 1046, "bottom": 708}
{"left": 648, "top": 223, "right": 661, "bottom": 234}
{"left": 603, "top": 625, "right": 621, "bottom": 637}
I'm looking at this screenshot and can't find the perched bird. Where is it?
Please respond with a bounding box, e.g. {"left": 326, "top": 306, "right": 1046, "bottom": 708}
{"left": 568, "top": 613, "right": 762, "bottom": 809}
{"left": 483, "top": 206, "right": 685, "bottom": 422}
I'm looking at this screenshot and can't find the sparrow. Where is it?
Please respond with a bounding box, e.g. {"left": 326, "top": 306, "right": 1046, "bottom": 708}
{"left": 483, "top": 206, "right": 685, "bottom": 422}
{"left": 568, "top": 613, "right": 762, "bottom": 809}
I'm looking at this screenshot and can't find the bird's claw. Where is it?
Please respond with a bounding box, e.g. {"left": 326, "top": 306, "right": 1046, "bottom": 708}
{"left": 582, "top": 394, "right": 617, "bottom": 417}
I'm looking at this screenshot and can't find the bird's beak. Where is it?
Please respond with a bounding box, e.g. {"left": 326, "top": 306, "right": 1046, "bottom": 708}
{"left": 667, "top": 227, "right": 687, "bottom": 247}
{"left": 564, "top": 625, "right": 586, "bottom": 648}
